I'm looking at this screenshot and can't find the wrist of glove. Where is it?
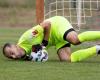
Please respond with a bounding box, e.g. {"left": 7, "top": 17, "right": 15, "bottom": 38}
{"left": 21, "top": 54, "right": 33, "bottom": 61}
{"left": 42, "top": 40, "right": 48, "bottom": 47}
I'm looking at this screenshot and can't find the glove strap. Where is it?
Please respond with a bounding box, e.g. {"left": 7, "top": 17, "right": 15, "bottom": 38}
{"left": 42, "top": 40, "right": 48, "bottom": 47}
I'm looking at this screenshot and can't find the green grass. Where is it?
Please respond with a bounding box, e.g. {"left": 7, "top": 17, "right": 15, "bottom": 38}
{"left": 1, "top": 27, "right": 100, "bottom": 80}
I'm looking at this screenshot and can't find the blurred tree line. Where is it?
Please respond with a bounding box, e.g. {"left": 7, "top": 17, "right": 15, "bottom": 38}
{"left": 0, "top": 0, "right": 35, "bottom": 8}
{"left": 0, "top": 0, "right": 36, "bottom": 27}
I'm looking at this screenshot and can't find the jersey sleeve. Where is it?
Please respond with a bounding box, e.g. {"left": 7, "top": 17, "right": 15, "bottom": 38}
{"left": 17, "top": 25, "right": 44, "bottom": 54}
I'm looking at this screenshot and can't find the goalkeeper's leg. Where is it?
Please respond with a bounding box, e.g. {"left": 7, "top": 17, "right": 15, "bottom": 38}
{"left": 78, "top": 31, "right": 100, "bottom": 42}
{"left": 71, "top": 46, "right": 100, "bottom": 62}
{"left": 57, "top": 46, "right": 71, "bottom": 61}
{"left": 65, "top": 31, "right": 100, "bottom": 45}
{"left": 71, "top": 45, "right": 100, "bottom": 62}
{"left": 57, "top": 45, "right": 100, "bottom": 62}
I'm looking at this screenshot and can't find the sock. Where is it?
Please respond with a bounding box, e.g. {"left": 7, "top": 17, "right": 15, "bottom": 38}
{"left": 96, "top": 45, "right": 100, "bottom": 54}
{"left": 71, "top": 46, "right": 96, "bottom": 62}
{"left": 78, "top": 31, "right": 100, "bottom": 42}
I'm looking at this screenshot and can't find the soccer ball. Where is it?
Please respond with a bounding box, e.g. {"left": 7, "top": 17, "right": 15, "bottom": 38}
{"left": 30, "top": 49, "right": 48, "bottom": 62}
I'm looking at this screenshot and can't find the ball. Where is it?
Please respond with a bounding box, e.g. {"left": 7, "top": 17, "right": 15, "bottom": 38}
{"left": 30, "top": 49, "right": 48, "bottom": 62}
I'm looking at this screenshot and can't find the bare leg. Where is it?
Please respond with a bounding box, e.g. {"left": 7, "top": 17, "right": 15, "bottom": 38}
{"left": 66, "top": 31, "right": 81, "bottom": 45}
{"left": 57, "top": 47, "right": 71, "bottom": 61}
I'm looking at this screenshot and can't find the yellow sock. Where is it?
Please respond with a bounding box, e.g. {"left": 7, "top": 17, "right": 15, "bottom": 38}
{"left": 78, "top": 31, "right": 100, "bottom": 42}
{"left": 71, "top": 46, "right": 96, "bottom": 62}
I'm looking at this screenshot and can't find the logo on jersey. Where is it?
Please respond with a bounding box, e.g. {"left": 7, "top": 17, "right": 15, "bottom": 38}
{"left": 32, "top": 30, "right": 38, "bottom": 37}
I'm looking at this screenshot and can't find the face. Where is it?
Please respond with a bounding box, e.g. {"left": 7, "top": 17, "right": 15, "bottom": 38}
{"left": 4, "top": 44, "right": 24, "bottom": 59}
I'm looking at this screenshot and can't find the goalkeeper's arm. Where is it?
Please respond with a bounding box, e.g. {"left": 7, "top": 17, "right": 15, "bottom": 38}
{"left": 40, "top": 21, "right": 51, "bottom": 46}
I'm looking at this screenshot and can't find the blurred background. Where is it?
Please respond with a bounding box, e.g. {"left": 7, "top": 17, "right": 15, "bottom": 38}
{"left": 0, "top": 0, "right": 100, "bottom": 29}
{"left": 0, "top": 0, "right": 36, "bottom": 27}
{"left": 44, "top": 0, "right": 100, "bottom": 30}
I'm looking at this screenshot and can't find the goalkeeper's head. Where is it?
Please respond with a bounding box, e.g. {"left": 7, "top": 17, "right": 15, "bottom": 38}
{"left": 2, "top": 43, "right": 25, "bottom": 60}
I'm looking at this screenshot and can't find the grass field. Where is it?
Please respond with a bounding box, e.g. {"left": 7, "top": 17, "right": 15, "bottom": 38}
{"left": 1, "top": 27, "right": 100, "bottom": 80}
{"left": 0, "top": 0, "right": 100, "bottom": 80}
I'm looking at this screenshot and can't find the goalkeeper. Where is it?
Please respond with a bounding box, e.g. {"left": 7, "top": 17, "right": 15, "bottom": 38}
{"left": 2, "top": 16, "right": 100, "bottom": 62}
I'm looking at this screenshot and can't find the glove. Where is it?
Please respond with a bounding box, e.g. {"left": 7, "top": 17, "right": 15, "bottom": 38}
{"left": 42, "top": 39, "right": 48, "bottom": 47}
{"left": 32, "top": 44, "right": 42, "bottom": 53}
{"left": 32, "top": 39, "right": 48, "bottom": 53}
{"left": 21, "top": 54, "right": 33, "bottom": 61}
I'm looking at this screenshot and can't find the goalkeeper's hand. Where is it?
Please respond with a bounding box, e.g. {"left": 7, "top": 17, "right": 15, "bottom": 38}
{"left": 32, "top": 39, "right": 48, "bottom": 53}
{"left": 42, "top": 40, "right": 48, "bottom": 47}
{"left": 32, "top": 44, "right": 42, "bottom": 53}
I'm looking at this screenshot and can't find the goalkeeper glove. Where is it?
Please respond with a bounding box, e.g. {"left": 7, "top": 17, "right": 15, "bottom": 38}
{"left": 32, "top": 44, "right": 42, "bottom": 53}
{"left": 32, "top": 40, "right": 48, "bottom": 53}
{"left": 42, "top": 39, "right": 48, "bottom": 47}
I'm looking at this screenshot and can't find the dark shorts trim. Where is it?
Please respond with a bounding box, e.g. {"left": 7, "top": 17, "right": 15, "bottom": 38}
{"left": 57, "top": 43, "right": 71, "bottom": 53}
{"left": 63, "top": 28, "right": 75, "bottom": 41}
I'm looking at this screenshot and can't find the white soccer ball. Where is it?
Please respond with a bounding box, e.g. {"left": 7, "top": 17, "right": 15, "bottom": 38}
{"left": 30, "top": 49, "right": 48, "bottom": 62}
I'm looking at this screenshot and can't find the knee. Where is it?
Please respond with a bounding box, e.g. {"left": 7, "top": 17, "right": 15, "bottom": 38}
{"left": 66, "top": 31, "right": 81, "bottom": 45}
{"left": 70, "top": 39, "right": 81, "bottom": 45}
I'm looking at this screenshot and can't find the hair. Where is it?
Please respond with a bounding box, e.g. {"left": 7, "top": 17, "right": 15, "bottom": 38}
{"left": 2, "top": 43, "right": 11, "bottom": 56}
